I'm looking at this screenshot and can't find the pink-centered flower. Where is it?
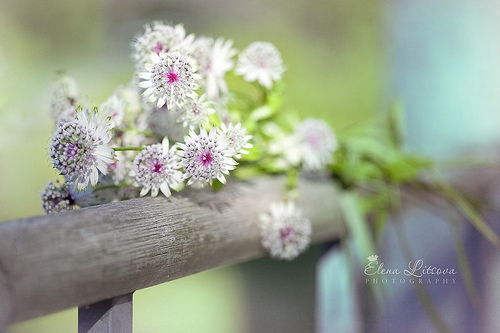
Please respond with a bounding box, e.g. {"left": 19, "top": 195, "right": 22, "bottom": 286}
{"left": 50, "top": 107, "right": 115, "bottom": 191}
{"left": 131, "top": 21, "right": 194, "bottom": 68}
{"left": 177, "top": 127, "right": 237, "bottom": 187}
{"left": 219, "top": 122, "right": 253, "bottom": 159}
{"left": 99, "top": 94, "right": 126, "bottom": 129}
{"left": 138, "top": 52, "right": 201, "bottom": 109}
{"left": 178, "top": 94, "right": 215, "bottom": 130}
{"left": 133, "top": 137, "right": 184, "bottom": 197}
{"left": 235, "top": 41, "right": 285, "bottom": 89}
{"left": 191, "top": 36, "right": 236, "bottom": 99}
{"left": 259, "top": 201, "right": 312, "bottom": 261}
{"left": 295, "top": 118, "right": 337, "bottom": 171}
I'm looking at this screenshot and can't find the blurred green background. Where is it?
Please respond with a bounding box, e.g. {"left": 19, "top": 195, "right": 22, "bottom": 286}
{"left": 0, "top": 0, "right": 382, "bottom": 332}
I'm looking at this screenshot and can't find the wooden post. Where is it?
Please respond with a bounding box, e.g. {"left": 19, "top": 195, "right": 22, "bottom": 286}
{"left": 78, "top": 293, "right": 133, "bottom": 333}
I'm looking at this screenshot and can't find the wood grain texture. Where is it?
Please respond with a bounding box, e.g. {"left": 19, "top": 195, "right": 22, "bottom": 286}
{"left": 0, "top": 176, "right": 343, "bottom": 327}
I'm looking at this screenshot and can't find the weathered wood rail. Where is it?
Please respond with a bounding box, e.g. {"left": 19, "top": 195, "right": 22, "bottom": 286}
{"left": 0, "top": 176, "right": 343, "bottom": 332}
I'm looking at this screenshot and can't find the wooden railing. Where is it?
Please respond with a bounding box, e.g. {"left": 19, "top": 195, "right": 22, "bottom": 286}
{"left": 0, "top": 176, "right": 343, "bottom": 332}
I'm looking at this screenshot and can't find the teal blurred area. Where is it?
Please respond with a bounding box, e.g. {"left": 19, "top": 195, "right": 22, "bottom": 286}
{"left": 387, "top": 0, "right": 500, "bottom": 159}
{"left": 0, "top": 0, "right": 382, "bottom": 332}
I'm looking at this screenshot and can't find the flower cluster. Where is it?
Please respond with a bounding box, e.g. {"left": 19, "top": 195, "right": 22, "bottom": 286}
{"left": 41, "top": 21, "right": 339, "bottom": 261}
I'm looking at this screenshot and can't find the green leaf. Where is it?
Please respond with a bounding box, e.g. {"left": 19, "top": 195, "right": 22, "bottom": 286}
{"left": 386, "top": 99, "right": 405, "bottom": 148}
{"left": 385, "top": 154, "right": 431, "bottom": 183}
{"left": 340, "top": 191, "right": 377, "bottom": 264}
{"left": 435, "top": 179, "right": 500, "bottom": 248}
{"left": 250, "top": 106, "right": 275, "bottom": 122}
{"left": 208, "top": 113, "right": 221, "bottom": 127}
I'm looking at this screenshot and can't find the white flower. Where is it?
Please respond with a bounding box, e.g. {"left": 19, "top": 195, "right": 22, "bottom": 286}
{"left": 50, "top": 107, "right": 115, "bottom": 191}
{"left": 192, "top": 36, "right": 236, "bottom": 99}
{"left": 131, "top": 21, "right": 194, "bottom": 68}
{"left": 49, "top": 74, "right": 79, "bottom": 121}
{"left": 295, "top": 118, "right": 337, "bottom": 171}
{"left": 99, "top": 94, "right": 126, "bottom": 129}
{"left": 178, "top": 127, "right": 237, "bottom": 187}
{"left": 114, "top": 82, "right": 144, "bottom": 125}
{"left": 41, "top": 179, "right": 95, "bottom": 214}
{"left": 178, "top": 94, "right": 215, "bottom": 130}
{"left": 138, "top": 52, "right": 201, "bottom": 109}
{"left": 219, "top": 122, "right": 253, "bottom": 159}
{"left": 259, "top": 201, "right": 312, "bottom": 261}
{"left": 235, "top": 41, "right": 285, "bottom": 89}
{"left": 268, "top": 132, "right": 302, "bottom": 170}
{"left": 133, "top": 137, "right": 184, "bottom": 197}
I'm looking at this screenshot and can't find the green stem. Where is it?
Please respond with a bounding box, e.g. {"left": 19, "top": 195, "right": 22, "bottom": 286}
{"left": 448, "top": 214, "right": 479, "bottom": 306}
{"left": 340, "top": 191, "right": 377, "bottom": 263}
{"left": 113, "top": 147, "right": 145, "bottom": 152}
{"left": 390, "top": 186, "right": 452, "bottom": 333}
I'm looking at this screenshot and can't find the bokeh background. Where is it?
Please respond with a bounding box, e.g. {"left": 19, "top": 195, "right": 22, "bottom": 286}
{"left": 1, "top": 0, "right": 500, "bottom": 332}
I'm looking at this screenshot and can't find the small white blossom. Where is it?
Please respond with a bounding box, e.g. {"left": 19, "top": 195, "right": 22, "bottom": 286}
{"left": 295, "top": 118, "right": 337, "bottom": 171}
{"left": 235, "top": 41, "right": 285, "bottom": 89}
{"left": 131, "top": 21, "right": 194, "bottom": 68}
{"left": 114, "top": 82, "right": 144, "bottom": 125}
{"left": 49, "top": 74, "right": 79, "bottom": 121}
{"left": 259, "top": 201, "right": 312, "bottom": 261}
{"left": 268, "top": 133, "right": 302, "bottom": 170}
{"left": 99, "top": 94, "right": 126, "bottom": 129}
{"left": 178, "top": 127, "right": 237, "bottom": 187}
{"left": 50, "top": 107, "right": 115, "bottom": 191}
{"left": 178, "top": 94, "right": 214, "bottom": 129}
{"left": 219, "top": 122, "right": 253, "bottom": 159}
{"left": 138, "top": 52, "right": 201, "bottom": 109}
{"left": 133, "top": 137, "right": 184, "bottom": 198}
{"left": 192, "top": 36, "right": 236, "bottom": 99}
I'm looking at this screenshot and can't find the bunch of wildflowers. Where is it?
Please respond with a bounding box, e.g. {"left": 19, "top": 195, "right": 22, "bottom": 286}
{"left": 41, "top": 21, "right": 343, "bottom": 261}
{"left": 36, "top": 22, "right": 500, "bottom": 331}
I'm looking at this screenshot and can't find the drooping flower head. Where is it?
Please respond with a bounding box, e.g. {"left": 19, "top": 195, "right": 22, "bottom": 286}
{"left": 235, "top": 41, "right": 285, "bottom": 89}
{"left": 295, "top": 118, "right": 337, "bottom": 171}
{"left": 133, "top": 137, "right": 184, "bottom": 197}
{"left": 191, "top": 36, "right": 236, "bottom": 99}
{"left": 138, "top": 52, "right": 201, "bottom": 109}
{"left": 178, "top": 127, "right": 237, "bottom": 187}
{"left": 219, "top": 122, "right": 253, "bottom": 159}
{"left": 259, "top": 201, "right": 312, "bottom": 261}
{"left": 178, "top": 94, "right": 215, "bottom": 130}
{"left": 50, "top": 107, "right": 115, "bottom": 191}
{"left": 131, "top": 21, "right": 194, "bottom": 68}
{"left": 41, "top": 179, "right": 95, "bottom": 214}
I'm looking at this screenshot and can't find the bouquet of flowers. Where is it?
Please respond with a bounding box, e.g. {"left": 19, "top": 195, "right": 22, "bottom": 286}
{"left": 40, "top": 21, "right": 498, "bottom": 269}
